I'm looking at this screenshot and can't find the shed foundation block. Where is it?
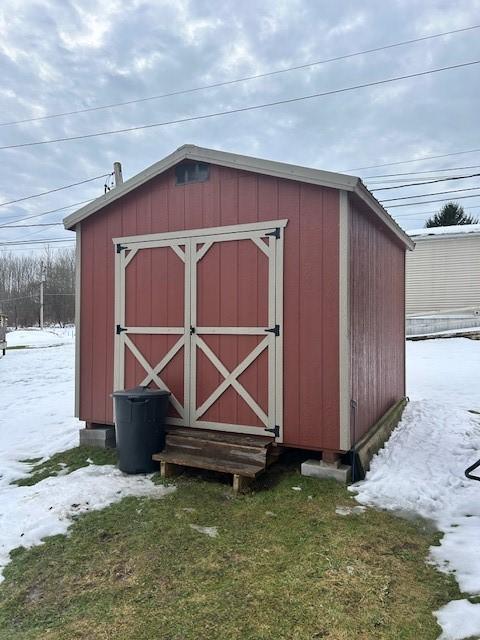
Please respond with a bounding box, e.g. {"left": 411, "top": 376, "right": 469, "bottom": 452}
{"left": 301, "top": 459, "right": 352, "bottom": 484}
{"left": 79, "top": 426, "right": 116, "bottom": 449}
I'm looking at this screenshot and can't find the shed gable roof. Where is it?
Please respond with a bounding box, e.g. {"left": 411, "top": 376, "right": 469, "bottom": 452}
{"left": 63, "top": 144, "right": 413, "bottom": 249}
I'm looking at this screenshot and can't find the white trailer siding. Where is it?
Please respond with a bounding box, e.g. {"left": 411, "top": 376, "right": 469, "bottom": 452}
{"left": 406, "top": 229, "right": 480, "bottom": 316}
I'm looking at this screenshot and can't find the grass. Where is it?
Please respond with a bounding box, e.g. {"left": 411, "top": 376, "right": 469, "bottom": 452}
{"left": 14, "top": 447, "right": 117, "bottom": 486}
{"left": 0, "top": 457, "right": 461, "bottom": 640}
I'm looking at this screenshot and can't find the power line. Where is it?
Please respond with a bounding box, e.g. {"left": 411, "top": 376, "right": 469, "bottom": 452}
{"left": 369, "top": 176, "right": 477, "bottom": 185}
{"left": 0, "top": 199, "right": 93, "bottom": 228}
{"left": 347, "top": 147, "right": 480, "bottom": 171}
{"left": 0, "top": 294, "right": 37, "bottom": 302}
{"left": 370, "top": 172, "right": 480, "bottom": 191}
{"left": 393, "top": 204, "right": 480, "bottom": 218}
{"left": 363, "top": 164, "right": 480, "bottom": 179}
{"left": 0, "top": 238, "right": 76, "bottom": 246}
{"left": 1, "top": 59, "right": 479, "bottom": 152}
{"left": 2, "top": 24, "right": 479, "bottom": 128}
{"left": 381, "top": 185, "right": 480, "bottom": 203}
{"left": 0, "top": 222, "right": 62, "bottom": 228}
{"left": 0, "top": 245, "right": 73, "bottom": 253}
{"left": 0, "top": 292, "right": 75, "bottom": 304}
{"left": 0, "top": 174, "right": 110, "bottom": 208}
{"left": 386, "top": 193, "right": 480, "bottom": 207}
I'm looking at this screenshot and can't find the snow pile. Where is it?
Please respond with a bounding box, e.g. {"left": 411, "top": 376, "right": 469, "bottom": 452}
{"left": 5, "top": 327, "right": 74, "bottom": 349}
{"left": 435, "top": 600, "right": 480, "bottom": 640}
{"left": 407, "top": 223, "right": 480, "bottom": 238}
{"left": 0, "top": 341, "right": 80, "bottom": 485}
{"left": 0, "top": 466, "right": 174, "bottom": 581}
{"left": 0, "top": 337, "right": 175, "bottom": 583}
{"left": 353, "top": 339, "right": 480, "bottom": 640}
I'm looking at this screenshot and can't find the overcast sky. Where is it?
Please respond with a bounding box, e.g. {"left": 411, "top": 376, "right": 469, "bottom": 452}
{"left": 0, "top": 0, "right": 479, "bottom": 252}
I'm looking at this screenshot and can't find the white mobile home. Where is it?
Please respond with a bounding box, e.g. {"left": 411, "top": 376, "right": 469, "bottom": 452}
{"left": 406, "top": 224, "right": 480, "bottom": 333}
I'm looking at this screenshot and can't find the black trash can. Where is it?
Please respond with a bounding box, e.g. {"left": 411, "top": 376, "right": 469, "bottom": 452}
{"left": 112, "top": 387, "right": 170, "bottom": 474}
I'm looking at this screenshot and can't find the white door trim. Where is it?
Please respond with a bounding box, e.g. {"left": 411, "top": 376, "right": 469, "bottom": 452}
{"left": 114, "top": 221, "right": 287, "bottom": 441}
{"left": 112, "top": 219, "right": 288, "bottom": 245}
{"left": 114, "top": 241, "right": 190, "bottom": 426}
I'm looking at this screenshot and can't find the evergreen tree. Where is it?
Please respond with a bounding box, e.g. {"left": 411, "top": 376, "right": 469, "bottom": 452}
{"left": 425, "top": 202, "right": 478, "bottom": 227}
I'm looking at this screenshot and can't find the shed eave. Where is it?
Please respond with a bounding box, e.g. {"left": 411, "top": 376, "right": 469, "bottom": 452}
{"left": 63, "top": 145, "right": 360, "bottom": 230}
{"left": 353, "top": 182, "right": 415, "bottom": 251}
{"left": 62, "top": 144, "right": 413, "bottom": 250}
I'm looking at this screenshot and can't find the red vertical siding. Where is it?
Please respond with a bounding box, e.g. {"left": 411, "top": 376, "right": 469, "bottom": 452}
{"left": 349, "top": 196, "right": 406, "bottom": 443}
{"left": 79, "top": 165, "right": 341, "bottom": 450}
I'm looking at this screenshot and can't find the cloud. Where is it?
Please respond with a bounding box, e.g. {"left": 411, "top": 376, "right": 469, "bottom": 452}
{"left": 0, "top": 0, "right": 479, "bottom": 244}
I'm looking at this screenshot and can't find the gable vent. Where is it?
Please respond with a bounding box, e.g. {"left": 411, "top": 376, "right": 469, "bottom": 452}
{"left": 175, "top": 161, "right": 210, "bottom": 185}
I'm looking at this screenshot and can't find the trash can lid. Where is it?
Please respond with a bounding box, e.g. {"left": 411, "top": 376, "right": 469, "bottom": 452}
{"left": 112, "top": 386, "right": 171, "bottom": 398}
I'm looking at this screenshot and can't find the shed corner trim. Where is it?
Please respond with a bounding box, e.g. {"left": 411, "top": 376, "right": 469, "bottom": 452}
{"left": 338, "top": 190, "right": 350, "bottom": 451}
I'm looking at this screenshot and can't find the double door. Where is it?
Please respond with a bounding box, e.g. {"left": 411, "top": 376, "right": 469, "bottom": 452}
{"left": 114, "top": 220, "right": 286, "bottom": 441}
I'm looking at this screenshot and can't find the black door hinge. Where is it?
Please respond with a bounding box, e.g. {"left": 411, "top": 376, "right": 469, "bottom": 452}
{"left": 116, "top": 324, "right": 126, "bottom": 335}
{"left": 266, "top": 228, "right": 280, "bottom": 239}
{"left": 116, "top": 244, "right": 126, "bottom": 253}
{"left": 265, "top": 324, "right": 280, "bottom": 336}
{"left": 265, "top": 425, "right": 280, "bottom": 437}
{"left": 190, "top": 326, "right": 196, "bottom": 335}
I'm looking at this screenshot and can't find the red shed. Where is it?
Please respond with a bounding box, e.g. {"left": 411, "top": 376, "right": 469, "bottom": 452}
{"left": 64, "top": 145, "right": 413, "bottom": 483}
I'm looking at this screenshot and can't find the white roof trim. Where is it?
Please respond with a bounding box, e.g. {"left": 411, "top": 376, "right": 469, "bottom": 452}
{"left": 63, "top": 144, "right": 413, "bottom": 249}
{"left": 407, "top": 223, "right": 480, "bottom": 240}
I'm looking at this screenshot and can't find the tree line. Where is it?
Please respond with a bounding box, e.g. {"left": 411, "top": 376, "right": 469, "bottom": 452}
{"left": 0, "top": 249, "right": 75, "bottom": 328}
{"left": 0, "top": 202, "right": 476, "bottom": 329}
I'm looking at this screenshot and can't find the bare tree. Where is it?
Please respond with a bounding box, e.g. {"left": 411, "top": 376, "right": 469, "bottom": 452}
{"left": 0, "top": 249, "right": 75, "bottom": 327}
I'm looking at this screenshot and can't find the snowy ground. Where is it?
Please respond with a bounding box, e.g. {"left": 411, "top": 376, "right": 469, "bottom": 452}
{"left": 353, "top": 338, "right": 480, "bottom": 640}
{"left": 5, "top": 326, "right": 75, "bottom": 349}
{"left": 0, "top": 329, "right": 174, "bottom": 583}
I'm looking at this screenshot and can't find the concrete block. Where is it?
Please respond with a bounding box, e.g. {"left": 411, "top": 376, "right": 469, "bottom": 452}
{"left": 79, "top": 427, "right": 116, "bottom": 449}
{"left": 301, "top": 459, "right": 351, "bottom": 484}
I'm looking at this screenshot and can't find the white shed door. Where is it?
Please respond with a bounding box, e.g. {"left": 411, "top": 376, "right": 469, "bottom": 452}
{"left": 114, "top": 220, "right": 285, "bottom": 441}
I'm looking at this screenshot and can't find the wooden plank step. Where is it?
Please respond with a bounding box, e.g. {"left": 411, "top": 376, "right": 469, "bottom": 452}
{"left": 153, "top": 450, "right": 264, "bottom": 478}
{"left": 165, "top": 426, "right": 273, "bottom": 448}
{"left": 165, "top": 434, "right": 269, "bottom": 466}
{"left": 167, "top": 432, "right": 271, "bottom": 453}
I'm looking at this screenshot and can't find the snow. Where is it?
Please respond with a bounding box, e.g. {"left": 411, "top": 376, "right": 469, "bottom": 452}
{"left": 407, "top": 223, "right": 480, "bottom": 238}
{"left": 189, "top": 524, "right": 218, "bottom": 538}
{"left": 1, "top": 466, "right": 174, "bottom": 579}
{"left": 352, "top": 338, "right": 480, "bottom": 640}
{"left": 335, "top": 505, "right": 366, "bottom": 516}
{"left": 5, "top": 327, "right": 75, "bottom": 349}
{"left": 434, "top": 600, "right": 480, "bottom": 640}
{"left": 0, "top": 336, "right": 175, "bottom": 583}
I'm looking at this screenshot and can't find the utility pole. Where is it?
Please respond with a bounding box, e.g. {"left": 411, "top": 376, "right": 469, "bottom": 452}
{"left": 113, "top": 162, "right": 123, "bottom": 187}
{"left": 39, "top": 261, "right": 46, "bottom": 329}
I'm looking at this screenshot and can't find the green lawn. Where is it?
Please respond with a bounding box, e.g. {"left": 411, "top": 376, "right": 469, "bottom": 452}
{"left": 0, "top": 450, "right": 460, "bottom": 640}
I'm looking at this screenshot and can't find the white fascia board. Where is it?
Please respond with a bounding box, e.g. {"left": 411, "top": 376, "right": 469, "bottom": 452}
{"left": 411, "top": 232, "right": 480, "bottom": 242}
{"left": 63, "top": 143, "right": 413, "bottom": 250}
{"left": 183, "top": 146, "right": 359, "bottom": 191}
{"left": 63, "top": 144, "right": 358, "bottom": 230}
{"left": 353, "top": 181, "right": 415, "bottom": 251}
{"left": 63, "top": 146, "right": 191, "bottom": 230}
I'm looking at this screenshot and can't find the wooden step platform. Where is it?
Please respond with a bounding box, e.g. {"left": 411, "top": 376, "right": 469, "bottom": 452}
{"left": 153, "top": 427, "right": 281, "bottom": 493}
